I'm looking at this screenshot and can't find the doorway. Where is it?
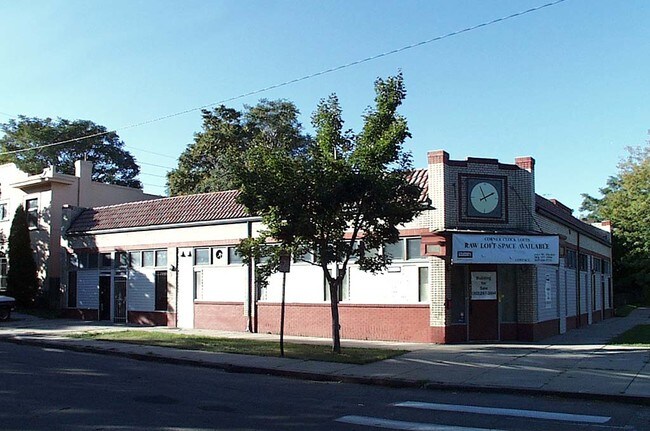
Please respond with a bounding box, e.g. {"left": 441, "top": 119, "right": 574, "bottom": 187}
{"left": 114, "top": 276, "right": 127, "bottom": 323}
{"left": 99, "top": 276, "right": 111, "bottom": 320}
{"left": 468, "top": 270, "right": 499, "bottom": 341}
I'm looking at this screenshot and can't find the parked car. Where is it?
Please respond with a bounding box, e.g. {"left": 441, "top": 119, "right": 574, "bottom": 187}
{"left": 0, "top": 295, "right": 16, "bottom": 321}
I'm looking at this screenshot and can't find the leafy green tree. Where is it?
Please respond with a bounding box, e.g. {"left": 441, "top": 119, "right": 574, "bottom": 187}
{"left": 167, "top": 100, "right": 310, "bottom": 196}
{"left": 236, "top": 74, "right": 424, "bottom": 353}
{"left": 7, "top": 205, "right": 39, "bottom": 307}
{"left": 581, "top": 144, "right": 650, "bottom": 304}
{"left": 0, "top": 116, "right": 141, "bottom": 188}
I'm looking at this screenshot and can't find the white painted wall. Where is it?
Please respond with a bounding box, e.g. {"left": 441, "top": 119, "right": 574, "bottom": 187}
{"left": 199, "top": 266, "right": 247, "bottom": 302}
{"left": 176, "top": 248, "right": 195, "bottom": 328}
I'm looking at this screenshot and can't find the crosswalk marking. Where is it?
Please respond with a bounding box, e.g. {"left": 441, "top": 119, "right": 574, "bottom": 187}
{"left": 335, "top": 415, "right": 506, "bottom": 431}
{"left": 394, "top": 401, "right": 611, "bottom": 424}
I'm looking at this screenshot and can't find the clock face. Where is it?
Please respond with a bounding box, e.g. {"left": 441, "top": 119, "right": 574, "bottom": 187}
{"left": 469, "top": 182, "right": 500, "bottom": 214}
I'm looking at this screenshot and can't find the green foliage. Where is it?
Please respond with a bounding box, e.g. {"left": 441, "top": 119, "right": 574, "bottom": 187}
{"left": 235, "top": 74, "right": 425, "bottom": 352}
{"left": 0, "top": 116, "right": 141, "bottom": 188}
{"left": 167, "top": 100, "right": 310, "bottom": 196}
{"left": 581, "top": 144, "right": 650, "bottom": 302}
{"left": 7, "top": 205, "right": 39, "bottom": 307}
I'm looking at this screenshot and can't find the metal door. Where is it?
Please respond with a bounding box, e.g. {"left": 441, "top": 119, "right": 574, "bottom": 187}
{"left": 114, "top": 276, "right": 127, "bottom": 323}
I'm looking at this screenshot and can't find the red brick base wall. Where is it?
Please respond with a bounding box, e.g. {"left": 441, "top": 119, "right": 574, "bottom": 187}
{"left": 62, "top": 308, "right": 98, "bottom": 320}
{"left": 128, "top": 311, "right": 170, "bottom": 326}
{"left": 194, "top": 302, "right": 248, "bottom": 332}
{"left": 518, "top": 319, "right": 559, "bottom": 341}
{"left": 256, "top": 303, "right": 432, "bottom": 343}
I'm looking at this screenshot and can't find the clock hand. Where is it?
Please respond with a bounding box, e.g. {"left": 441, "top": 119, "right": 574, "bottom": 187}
{"left": 479, "top": 186, "right": 486, "bottom": 198}
{"left": 480, "top": 192, "right": 495, "bottom": 201}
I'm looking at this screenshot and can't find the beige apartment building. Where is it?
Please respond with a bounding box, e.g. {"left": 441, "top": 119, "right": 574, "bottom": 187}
{"left": 0, "top": 160, "right": 158, "bottom": 304}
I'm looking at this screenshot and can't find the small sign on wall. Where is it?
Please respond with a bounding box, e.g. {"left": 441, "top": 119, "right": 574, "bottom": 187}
{"left": 544, "top": 274, "right": 552, "bottom": 309}
{"left": 471, "top": 271, "right": 497, "bottom": 300}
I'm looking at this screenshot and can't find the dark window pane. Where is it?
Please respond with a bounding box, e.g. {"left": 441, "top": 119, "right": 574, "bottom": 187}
{"left": 155, "top": 271, "right": 168, "bottom": 311}
{"left": 407, "top": 238, "right": 422, "bottom": 260}
{"left": 228, "top": 247, "right": 242, "bottom": 265}
{"left": 384, "top": 241, "right": 404, "bottom": 260}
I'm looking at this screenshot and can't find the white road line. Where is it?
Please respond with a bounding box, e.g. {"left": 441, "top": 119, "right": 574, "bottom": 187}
{"left": 394, "top": 401, "right": 611, "bottom": 424}
{"left": 335, "top": 415, "right": 505, "bottom": 431}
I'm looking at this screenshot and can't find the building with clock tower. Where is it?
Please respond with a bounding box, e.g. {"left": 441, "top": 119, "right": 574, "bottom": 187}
{"left": 61, "top": 150, "right": 612, "bottom": 343}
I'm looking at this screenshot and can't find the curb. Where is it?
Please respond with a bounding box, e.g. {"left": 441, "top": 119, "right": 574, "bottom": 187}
{"left": 3, "top": 335, "right": 649, "bottom": 407}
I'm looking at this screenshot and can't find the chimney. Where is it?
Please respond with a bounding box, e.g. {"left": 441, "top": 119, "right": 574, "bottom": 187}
{"left": 515, "top": 156, "right": 535, "bottom": 172}
{"left": 74, "top": 160, "right": 93, "bottom": 181}
{"left": 428, "top": 150, "right": 449, "bottom": 165}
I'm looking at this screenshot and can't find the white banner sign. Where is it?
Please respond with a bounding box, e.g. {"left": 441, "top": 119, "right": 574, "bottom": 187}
{"left": 471, "top": 271, "right": 497, "bottom": 300}
{"left": 452, "top": 234, "right": 559, "bottom": 265}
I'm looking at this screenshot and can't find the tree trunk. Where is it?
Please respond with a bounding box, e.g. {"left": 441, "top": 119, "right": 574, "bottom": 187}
{"left": 328, "top": 279, "right": 341, "bottom": 353}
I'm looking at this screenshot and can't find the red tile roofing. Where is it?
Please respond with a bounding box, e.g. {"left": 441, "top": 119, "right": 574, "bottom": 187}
{"left": 68, "top": 170, "right": 430, "bottom": 234}
{"left": 67, "top": 190, "right": 249, "bottom": 233}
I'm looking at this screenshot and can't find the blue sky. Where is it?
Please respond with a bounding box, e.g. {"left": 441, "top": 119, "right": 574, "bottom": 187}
{"left": 1, "top": 0, "right": 648, "bottom": 213}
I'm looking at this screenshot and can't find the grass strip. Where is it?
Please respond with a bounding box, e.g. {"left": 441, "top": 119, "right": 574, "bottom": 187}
{"left": 74, "top": 330, "right": 407, "bottom": 364}
{"left": 610, "top": 324, "right": 650, "bottom": 347}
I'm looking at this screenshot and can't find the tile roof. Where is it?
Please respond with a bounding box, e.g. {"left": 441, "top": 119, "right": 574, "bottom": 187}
{"left": 408, "top": 168, "right": 429, "bottom": 202}
{"left": 68, "top": 169, "right": 430, "bottom": 234}
{"left": 67, "top": 190, "right": 250, "bottom": 233}
{"left": 535, "top": 195, "right": 611, "bottom": 244}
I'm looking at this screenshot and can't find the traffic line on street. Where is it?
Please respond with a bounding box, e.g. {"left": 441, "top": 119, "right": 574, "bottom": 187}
{"left": 335, "top": 415, "right": 504, "bottom": 431}
{"left": 394, "top": 401, "right": 611, "bottom": 424}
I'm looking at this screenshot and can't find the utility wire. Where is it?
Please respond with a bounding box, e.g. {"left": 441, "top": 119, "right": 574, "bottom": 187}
{"left": 0, "top": 0, "right": 569, "bottom": 157}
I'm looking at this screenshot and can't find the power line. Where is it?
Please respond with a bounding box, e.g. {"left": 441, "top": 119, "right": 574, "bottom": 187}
{"left": 0, "top": 0, "right": 569, "bottom": 157}
{"left": 126, "top": 145, "right": 180, "bottom": 160}
{"left": 139, "top": 161, "right": 175, "bottom": 170}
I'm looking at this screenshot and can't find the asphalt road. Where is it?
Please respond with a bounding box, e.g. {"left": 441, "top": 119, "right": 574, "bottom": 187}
{"left": 1, "top": 342, "right": 648, "bottom": 431}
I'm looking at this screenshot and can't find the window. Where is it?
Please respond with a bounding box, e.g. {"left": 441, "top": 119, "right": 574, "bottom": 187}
{"left": 155, "top": 271, "right": 168, "bottom": 311}
{"left": 228, "top": 247, "right": 243, "bottom": 265}
{"left": 77, "top": 252, "right": 99, "bottom": 269}
{"left": 593, "top": 258, "right": 602, "bottom": 273}
{"left": 565, "top": 250, "right": 577, "bottom": 269}
{"left": 195, "top": 248, "right": 211, "bottom": 265}
{"left": 0, "top": 256, "right": 7, "bottom": 292}
{"left": 88, "top": 253, "right": 99, "bottom": 269}
{"left": 155, "top": 250, "right": 167, "bottom": 267}
{"left": 193, "top": 271, "right": 202, "bottom": 300}
{"left": 114, "top": 252, "right": 129, "bottom": 268}
{"left": 143, "top": 251, "right": 154, "bottom": 267}
{"left": 26, "top": 198, "right": 38, "bottom": 229}
{"left": 130, "top": 251, "right": 142, "bottom": 267}
{"left": 100, "top": 253, "right": 112, "bottom": 268}
{"left": 384, "top": 240, "right": 404, "bottom": 260}
{"left": 603, "top": 260, "right": 611, "bottom": 275}
{"left": 0, "top": 203, "right": 8, "bottom": 221}
{"left": 579, "top": 253, "right": 589, "bottom": 272}
{"left": 407, "top": 238, "right": 422, "bottom": 260}
{"left": 418, "top": 267, "right": 429, "bottom": 302}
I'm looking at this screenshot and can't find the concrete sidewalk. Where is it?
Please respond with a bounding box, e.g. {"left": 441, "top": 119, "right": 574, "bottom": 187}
{"left": 1, "top": 308, "right": 648, "bottom": 405}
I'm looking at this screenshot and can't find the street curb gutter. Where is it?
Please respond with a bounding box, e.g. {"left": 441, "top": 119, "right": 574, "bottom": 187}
{"left": 3, "top": 335, "right": 649, "bottom": 407}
